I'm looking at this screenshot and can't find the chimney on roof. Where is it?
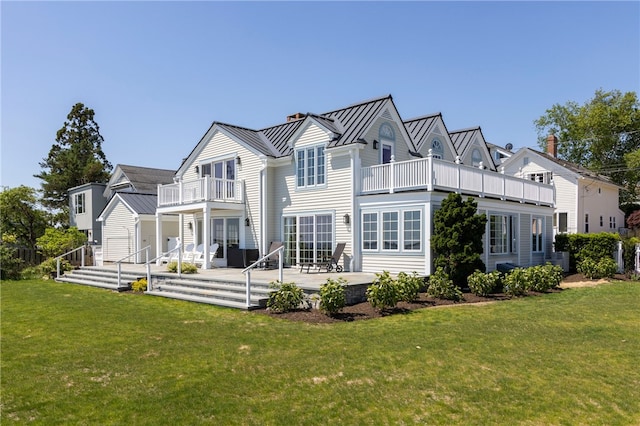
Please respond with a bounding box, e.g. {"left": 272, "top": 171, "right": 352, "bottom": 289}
{"left": 287, "top": 112, "right": 305, "bottom": 122}
{"left": 547, "top": 134, "right": 558, "bottom": 158}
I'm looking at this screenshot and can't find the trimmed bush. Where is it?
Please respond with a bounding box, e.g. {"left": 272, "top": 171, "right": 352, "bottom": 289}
{"left": 131, "top": 278, "right": 148, "bottom": 292}
{"left": 503, "top": 268, "right": 529, "bottom": 297}
{"left": 38, "top": 257, "right": 73, "bottom": 278}
{"left": 467, "top": 270, "right": 500, "bottom": 296}
{"left": 267, "top": 281, "right": 305, "bottom": 313}
{"left": 556, "top": 232, "right": 620, "bottom": 272}
{"left": 366, "top": 271, "right": 401, "bottom": 311}
{"left": 166, "top": 261, "right": 198, "bottom": 274}
{"left": 319, "top": 277, "right": 347, "bottom": 315}
{"left": 396, "top": 271, "right": 423, "bottom": 302}
{"left": 426, "top": 267, "right": 463, "bottom": 301}
{"left": 577, "top": 257, "right": 618, "bottom": 279}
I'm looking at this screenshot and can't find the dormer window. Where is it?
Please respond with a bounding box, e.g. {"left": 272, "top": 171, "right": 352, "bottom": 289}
{"left": 471, "top": 148, "right": 482, "bottom": 167}
{"left": 379, "top": 123, "right": 395, "bottom": 164}
{"left": 431, "top": 139, "right": 443, "bottom": 159}
{"left": 296, "top": 145, "right": 326, "bottom": 189}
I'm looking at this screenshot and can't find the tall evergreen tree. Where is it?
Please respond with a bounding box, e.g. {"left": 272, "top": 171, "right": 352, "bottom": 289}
{"left": 35, "top": 103, "right": 112, "bottom": 219}
{"left": 431, "top": 193, "right": 487, "bottom": 287}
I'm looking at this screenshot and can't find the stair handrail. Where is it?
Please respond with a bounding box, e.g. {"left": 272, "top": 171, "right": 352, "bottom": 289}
{"left": 144, "top": 244, "right": 184, "bottom": 291}
{"left": 54, "top": 245, "right": 87, "bottom": 279}
{"left": 241, "top": 246, "right": 284, "bottom": 308}
{"left": 115, "top": 245, "right": 151, "bottom": 289}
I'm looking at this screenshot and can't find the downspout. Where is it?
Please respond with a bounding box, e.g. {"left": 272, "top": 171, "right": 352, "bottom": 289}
{"left": 350, "top": 147, "right": 359, "bottom": 272}
{"left": 133, "top": 215, "right": 140, "bottom": 263}
{"left": 260, "top": 158, "right": 268, "bottom": 255}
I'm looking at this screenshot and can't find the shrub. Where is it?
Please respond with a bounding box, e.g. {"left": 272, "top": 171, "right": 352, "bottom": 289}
{"left": 557, "top": 232, "right": 620, "bottom": 272}
{"left": 467, "top": 270, "right": 500, "bottom": 296}
{"left": 396, "top": 271, "right": 423, "bottom": 302}
{"left": 0, "top": 244, "right": 24, "bottom": 280}
{"left": 426, "top": 267, "right": 463, "bottom": 301}
{"left": 131, "top": 278, "right": 148, "bottom": 292}
{"left": 319, "top": 277, "right": 347, "bottom": 315}
{"left": 366, "top": 271, "right": 401, "bottom": 311}
{"left": 166, "top": 261, "right": 198, "bottom": 274}
{"left": 503, "top": 268, "right": 529, "bottom": 297}
{"left": 577, "top": 257, "right": 618, "bottom": 279}
{"left": 36, "top": 227, "right": 87, "bottom": 258}
{"left": 267, "top": 281, "right": 305, "bottom": 313}
{"left": 38, "top": 257, "right": 73, "bottom": 278}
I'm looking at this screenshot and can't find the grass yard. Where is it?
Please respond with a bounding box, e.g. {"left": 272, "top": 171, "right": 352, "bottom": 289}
{"left": 2, "top": 279, "right": 639, "bottom": 425}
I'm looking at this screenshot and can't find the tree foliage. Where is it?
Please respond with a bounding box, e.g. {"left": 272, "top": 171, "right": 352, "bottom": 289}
{"left": 534, "top": 89, "right": 640, "bottom": 203}
{"left": 36, "top": 227, "right": 87, "bottom": 258}
{"left": 35, "top": 103, "right": 112, "bottom": 217}
{"left": 431, "top": 193, "right": 487, "bottom": 287}
{"left": 0, "top": 186, "right": 49, "bottom": 248}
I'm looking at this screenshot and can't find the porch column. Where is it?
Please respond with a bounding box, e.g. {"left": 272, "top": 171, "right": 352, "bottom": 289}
{"left": 202, "top": 206, "right": 211, "bottom": 269}
{"left": 155, "top": 212, "right": 163, "bottom": 265}
{"left": 424, "top": 202, "right": 432, "bottom": 276}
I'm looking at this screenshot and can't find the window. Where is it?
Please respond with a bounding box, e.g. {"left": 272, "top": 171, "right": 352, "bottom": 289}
{"left": 200, "top": 157, "right": 236, "bottom": 198}
{"left": 532, "top": 217, "right": 544, "bottom": 253}
{"left": 527, "top": 172, "right": 552, "bottom": 184}
{"left": 379, "top": 123, "right": 395, "bottom": 164}
{"left": 556, "top": 212, "right": 568, "bottom": 233}
{"left": 361, "top": 208, "right": 422, "bottom": 253}
{"left": 585, "top": 213, "right": 589, "bottom": 233}
{"left": 610, "top": 216, "right": 616, "bottom": 229}
{"left": 431, "top": 139, "right": 443, "bottom": 159}
{"left": 362, "top": 213, "right": 378, "bottom": 250}
{"left": 283, "top": 213, "right": 332, "bottom": 264}
{"left": 490, "top": 214, "right": 517, "bottom": 254}
{"left": 296, "top": 145, "right": 326, "bottom": 189}
{"left": 74, "top": 193, "right": 85, "bottom": 214}
{"left": 600, "top": 216, "right": 603, "bottom": 227}
{"left": 382, "top": 212, "right": 399, "bottom": 250}
{"left": 471, "top": 148, "right": 482, "bottom": 167}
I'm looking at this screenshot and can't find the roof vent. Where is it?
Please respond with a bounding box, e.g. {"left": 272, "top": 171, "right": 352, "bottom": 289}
{"left": 287, "top": 112, "right": 306, "bottom": 122}
{"left": 505, "top": 142, "right": 513, "bottom": 151}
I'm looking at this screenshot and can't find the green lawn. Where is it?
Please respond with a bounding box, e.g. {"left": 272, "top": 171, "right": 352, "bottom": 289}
{"left": 2, "top": 279, "right": 639, "bottom": 425}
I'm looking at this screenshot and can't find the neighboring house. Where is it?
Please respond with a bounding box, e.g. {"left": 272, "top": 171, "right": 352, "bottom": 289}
{"left": 486, "top": 142, "right": 514, "bottom": 165}
{"left": 103, "top": 164, "right": 177, "bottom": 199}
{"left": 153, "top": 94, "right": 555, "bottom": 274}
{"left": 502, "top": 135, "right": 625, "bottom": 236}
{"left": 69, "top": 183, "right": 108, "bottom": 244}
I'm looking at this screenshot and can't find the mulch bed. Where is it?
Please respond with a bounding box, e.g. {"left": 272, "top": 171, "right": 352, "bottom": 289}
{"left": 252, "top": 273, "right": 629, "bottom": 324}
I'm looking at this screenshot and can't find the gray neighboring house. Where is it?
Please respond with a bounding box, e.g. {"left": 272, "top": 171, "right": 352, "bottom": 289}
{"left": 69, "top": 164, "right": 176, "bottom": 261}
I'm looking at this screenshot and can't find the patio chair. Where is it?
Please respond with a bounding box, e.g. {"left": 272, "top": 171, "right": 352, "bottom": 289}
{"left": 299, "top": 242, "right": 346, "bottom": 273}
{"left": 193, "top": 243, "right": 219, "bottom": 268}
{"left": 259, "top": 241, "right": 284, "bottom": 269}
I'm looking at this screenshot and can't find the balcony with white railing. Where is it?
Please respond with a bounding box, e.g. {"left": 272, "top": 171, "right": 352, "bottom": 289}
{"left": 361, "top": 155, "right": 554, "bottom": 206}
{"left": 158, "top": 177, "right": 244, "bottom": 207}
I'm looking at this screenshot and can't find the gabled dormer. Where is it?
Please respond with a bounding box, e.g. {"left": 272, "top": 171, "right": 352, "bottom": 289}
{"left": 448, "top": 127, "right": 496, "bottom": 171}
{"left": 405, "top": 113, "right": 457, "bottom": 162}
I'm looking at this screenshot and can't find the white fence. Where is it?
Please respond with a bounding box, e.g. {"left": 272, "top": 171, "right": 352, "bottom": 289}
{"left": 361, "top": 155, "right": 554, "bottom": 206}
{"left": 158, "top": 177, "right": 244, "bottom": 206}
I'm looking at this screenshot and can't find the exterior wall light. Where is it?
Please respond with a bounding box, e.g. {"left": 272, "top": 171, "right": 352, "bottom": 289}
{"left": 343, "top": 213, "right": 350, "bottom": 225}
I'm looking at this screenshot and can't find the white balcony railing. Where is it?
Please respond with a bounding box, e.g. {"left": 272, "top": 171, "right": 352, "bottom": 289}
{"left": 361, "top": 155, "right": 554, "bottom": 206}
{"left": 158, "top": 177, "right": 244, "bottom": 207}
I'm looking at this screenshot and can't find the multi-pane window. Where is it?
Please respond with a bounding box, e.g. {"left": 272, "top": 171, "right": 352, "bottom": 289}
{"left": 403, "top": 210, "right": 421, "bottom": 251}
{"left": 379, "top": 123, "right": 395, "bottom": 164}
{"left": 532, "top": 217, "right": 543, "bottom": 253}
{"left": 74, "top": 193, "right": 85, "bottom": 214}
{"left": 283, "top": 214, "right": 332, "bottom": 264}
{"left": 555, "top": 212, "right": 568, "bottom": 233}
{"left": 361, "top": 209, "right": 421, "bottom": 253}
{"left": 200, "top": 158, "right": 236, "bottom": 199}
{"left": 362, "top": 213, "right": 378, "bottom": 250}
{"left": 610, "top": 216, "right": 616, "bottom": 229}
{"left": 585, "top": 214, "right": 589, "bottom": 233}
{"left": 382, "top": 212, "right": 399, "bottom": 250}
{"left": 431, "top": 139, "right": 443, "bottom": 159}
{"left": 527, "top": 172, "right": 552, "bottom": 184}
{"left": 296, "top": 146, "right": 326, "bottom": 188}
{"left": 490, "top": 214, "right": 517, "bottom": 254}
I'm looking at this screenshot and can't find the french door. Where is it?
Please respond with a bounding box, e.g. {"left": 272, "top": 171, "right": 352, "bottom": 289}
{"left": 283, "top": 214, "right": 333, "bottom": 265}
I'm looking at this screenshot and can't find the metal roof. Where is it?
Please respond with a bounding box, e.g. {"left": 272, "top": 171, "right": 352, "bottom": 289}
{"left": 116, "top": 165, "right": 175, "bottom": 194}
{"left": 116, "top": 192, "right": 158, "bottom": 215}
{"left": 404, "top": 113, "right": 441, "bottom": 150}
{"left": 449, "top": 127, "right": 481, "bottom": 155}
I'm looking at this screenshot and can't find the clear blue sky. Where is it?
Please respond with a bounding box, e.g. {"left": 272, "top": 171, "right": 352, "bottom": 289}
{"left": 2, "top": 1, "right": 639, "bottom": 191}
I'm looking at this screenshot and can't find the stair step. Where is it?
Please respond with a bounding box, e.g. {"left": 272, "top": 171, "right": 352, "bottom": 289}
{"left": 145, "top": 290, "right": 262, "bottom": 310}
{"left": 161, "top": 279, "right": 271, "bottom": 295}
{"left": 56, "top": 276, "right": 126, "bottom": 291}
{"left": 155, "top": 284, "right": 267, "bottom": 302}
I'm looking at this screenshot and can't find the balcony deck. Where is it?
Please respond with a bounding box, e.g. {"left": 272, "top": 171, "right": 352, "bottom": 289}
{"left": 158, "top": 177, "right": 244, "bottom": 207}
{"left": 361, "top": 156, "right": 554, "bottom": 206}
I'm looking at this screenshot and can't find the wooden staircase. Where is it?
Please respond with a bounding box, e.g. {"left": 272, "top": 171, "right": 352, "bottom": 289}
{"left": 56, "top": 267, "right": 270, "bottom": 310}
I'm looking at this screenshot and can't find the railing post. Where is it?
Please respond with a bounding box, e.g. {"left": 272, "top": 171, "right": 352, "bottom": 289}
{"left": 57, "top": 258, "right": 61, "bottom": 279}
{"left": 389, "top": 156, "right": 395, "bottom": 194}
{"left": 279, "top": 247, "right": 284, "bottom": 284}
{"left": 117, "top": 263, "right": 122, "bottom": 289}
{"left": 179, "top": 180, "right": 184, "bottom": 204}
{"left": 81, "top": 246, "right": 85, "bottom": 267}
{"left": 479, "top": 162, "right": 485, "bottom": 197}
{"left": 178, "top": 248, "right": 182, "bottom": 277}
{"left": 427, "top": 150, "right": 434, "bottom": 191}
{"left": 146, "top": 262, "right": 152, "bottom": 292}
{"left": 246, "top": 270, "right": 251, "bottom": 308}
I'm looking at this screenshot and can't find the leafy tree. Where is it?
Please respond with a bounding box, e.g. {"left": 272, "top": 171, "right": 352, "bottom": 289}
{"left": 0, "top": 186, "right": 49, "bottom": 248}
{"left": 431, "top": 193, "right": 487, "bottom": 287}
{"left": 35, "top": 103, "right": 112, "bottom": 221}
{"left": 534, "top": 89, "right": 640, "bottom": 204}
{"left": 36, "top": 227, "right": 87, "bottom": 258}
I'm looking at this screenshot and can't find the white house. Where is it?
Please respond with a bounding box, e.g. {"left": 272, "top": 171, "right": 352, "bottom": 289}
{"left": 502, "top": 135, "right": 625, "bottom": 236}
{"left": 153, "top": 95, "right": 555, "bottom": 274}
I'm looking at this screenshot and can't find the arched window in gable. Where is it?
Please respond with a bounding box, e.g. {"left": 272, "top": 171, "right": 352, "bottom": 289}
{"left": 379, "top": 123, "right": 395, "bottom": 164}
{"left": 471, "top": 148, "right": 483, "bottom": 167}
{"left": 431, "top": 139, "right": 444, "bottom": 159}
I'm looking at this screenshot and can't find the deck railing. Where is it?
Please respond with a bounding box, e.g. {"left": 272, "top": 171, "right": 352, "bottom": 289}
{"left": 361, "top": 155, "right": 555, "bottom": 206}
{"left": 158, "top": 177, "right": 244, "bottom": 207}
{"left": 242, "top": 245, "right": 284, "bottom": 309}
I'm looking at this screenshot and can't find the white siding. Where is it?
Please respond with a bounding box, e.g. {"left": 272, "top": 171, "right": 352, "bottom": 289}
{"left": 102, "top": 202, "right": 135, "bottom": 262}
{"left": 360, "top": 119, "right": 414, "bottom": 168}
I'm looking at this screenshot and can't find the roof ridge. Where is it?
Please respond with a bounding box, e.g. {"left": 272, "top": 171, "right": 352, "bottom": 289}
{"left": 449, "top": 126, "right": 481, "bottom": 134}
{"left": 404, "top": 112, "right": 442, "bottom": 122}
{"left": 320, "top": 94, "right": 392, "bottom": 116}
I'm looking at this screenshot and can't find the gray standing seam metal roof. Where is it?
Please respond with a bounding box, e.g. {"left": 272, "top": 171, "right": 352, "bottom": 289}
{"left": 449, "top": 127, "right": 481, "bottom": 155}
{"left": 116, "top": 192, "right": 158, "bottom": 215}
{"left": 404, "top": 113, "right": 441, "bottom": 149}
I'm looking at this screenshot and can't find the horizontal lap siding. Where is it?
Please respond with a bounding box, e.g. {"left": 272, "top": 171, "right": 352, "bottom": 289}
{"left": 554, "top": 175, "right": 577, "bottom": 233}
{"left": 520, "top": 213, "right": 531, "bottom": 267}
{"left": 103, "top": 202, "right": 135, "bottom": 262}
{"left": 270, "top": 123, "right": 353, "bottom": 269}
{"left": 361, "top": 255, "right": 425, "bottom": 275}
{"left": 360, "top": 119, "right": 414, "bottom": 168}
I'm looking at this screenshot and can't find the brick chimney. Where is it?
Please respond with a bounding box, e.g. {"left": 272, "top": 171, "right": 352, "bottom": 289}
{"left": 287, "top": 112, "right": 305, "bottom": 122}
{"left": 547, "top": 134, "right": 558, "bottom": 157}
